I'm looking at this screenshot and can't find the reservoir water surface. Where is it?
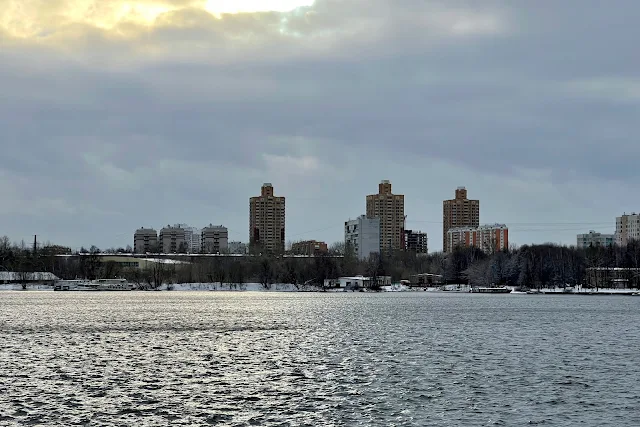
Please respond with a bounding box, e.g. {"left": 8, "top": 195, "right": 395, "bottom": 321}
{"left": 1, "top": 292, "right": 639, "bottom": 426}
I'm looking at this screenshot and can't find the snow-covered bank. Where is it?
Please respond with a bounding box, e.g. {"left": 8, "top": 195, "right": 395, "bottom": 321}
{"left": 0, "top": 284, "right": 53, "bottom": 291}
{"left": 3, "top": 282, "right": 638, "bottom": 295}
{"left": 535, "top": 287, "right": 640, "bottom": 295}
{"left": 168, "top": 283, "right": 311, "bottom": 292}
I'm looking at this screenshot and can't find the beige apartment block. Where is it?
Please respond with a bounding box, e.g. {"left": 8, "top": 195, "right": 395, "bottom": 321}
{"left": 250, "top": 183, "right": 286, "bottom": 254}
{"left": 159, "top": 225, "right": 187, "bottom": 254}
{"left": 201, "top": 225, "right": 229, "bottom": 254}
{"left": 366, "top": 180, "right": 405, "bottom": 252}
{"left": 443, "top": 187, "right": 479, "bottom": 253}
{"left": 133, "top": 227, "right": 158, "bottom": 253}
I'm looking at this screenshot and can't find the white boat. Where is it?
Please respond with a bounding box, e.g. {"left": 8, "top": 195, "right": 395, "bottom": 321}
{"left": 54, "top": 278, "right": 135, "bottom": 291}
{"left": 472, "top": 287, "right": 511, "bottom": 293}
{"left": 510, "top": 290, "right": 527, "bottom": 294}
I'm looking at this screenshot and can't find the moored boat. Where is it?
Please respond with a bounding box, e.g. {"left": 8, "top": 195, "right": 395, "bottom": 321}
{"left": 54, "top": 278, "right": 134, "bottom": 291}
{"left": 472, "top": 287, "right": 511, "bottom": 293}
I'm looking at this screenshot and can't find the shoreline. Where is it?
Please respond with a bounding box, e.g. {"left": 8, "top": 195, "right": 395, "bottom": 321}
{"left": 1, "top": 283, "right": 639, "bottom": 296}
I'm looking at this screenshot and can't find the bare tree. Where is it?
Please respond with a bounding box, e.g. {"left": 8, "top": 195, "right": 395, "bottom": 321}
{"left": 101, "top": 261, "right": 121, "bottom": 279}
{"left": 258, "top": 256, "right": 274, "bottom": 290}
{"left": 365, "top": 253, "right": 385, "bottom": 291}
{"left": 328, "top": 241, "right": 346, "bottom": 256}
{"left": 229, "top": 261, "right": 245, "bottom": 290}
{"left": 123, "top": 267, "right": 144, "bottom": 289}
{"left": 282, "top": 258, "right": 299, "bottom": 289}
{"left": 214, "top": 258, "right": 228, "bottom": 288}
{"left": 147, "top": 261, "right": 167, "bottom": 290}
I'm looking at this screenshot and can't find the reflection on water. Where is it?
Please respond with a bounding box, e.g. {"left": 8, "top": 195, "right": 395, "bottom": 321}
{"left": 1, "top": 292, "right": 639, "bottom": 426}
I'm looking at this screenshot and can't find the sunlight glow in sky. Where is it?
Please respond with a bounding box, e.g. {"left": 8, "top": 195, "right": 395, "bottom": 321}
{"left": 205, "top": 0, "right": 315, "bottom": 16}
{"left": 0, "top": 0, "right": 315, "bottom": 38}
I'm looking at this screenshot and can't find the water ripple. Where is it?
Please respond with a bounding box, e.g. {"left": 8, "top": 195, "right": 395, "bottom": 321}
{"left": 1, "top": 292, "right": 639, "bottom": 426}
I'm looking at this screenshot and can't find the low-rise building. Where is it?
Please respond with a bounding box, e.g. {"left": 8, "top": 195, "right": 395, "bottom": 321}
{"left": 586, "top": 267, "right": 640, "bottom": 289}
{"left": 228, "top": 241, "right": 248, "bottom": 255}
{"left": 577, "top": 230, "right": 614, "bottom": 249}
{"left": 201, "top": 225, "right": 228, "bottom": 254}
{"left": 291, "top": 240, "right": 328, "bottom": 256}
{"left": 97, "top": 255, "right": 190, "bottom": 270}
{"left": 345, "top": 215, "right": 380, "bottom": 260}
{"left": 134, "top": 227, "right": 159, "bottom": 253}
{"left": 159, "top": 225, "right": 187, "bottom": 253}
{"left": 40, "top": 245, "right": 73, "bottom": 255}
{"left": 616, "top": 213, "right": 640, "bottom": 246}
{"left": 408, "top": 273, "right": 444, "bottom": 286}
{"left": 323, "top": 275, "right": 392, "bottom": 289}
{"left": 447, "top": 224, "right": 508, "bottom": 253}
{"left": 404, "top": 230, "right": 428, "bottom": 255}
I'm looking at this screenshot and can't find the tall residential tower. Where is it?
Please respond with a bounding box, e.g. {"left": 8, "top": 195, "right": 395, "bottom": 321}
{"left": 443, "top": 187, "right": 479, "bottom": 252}
{"left": 366, "top": 180, "right": 405, "bottom": 252}
{"left": 250, "top": 183, "right": 286, "bottom": 253}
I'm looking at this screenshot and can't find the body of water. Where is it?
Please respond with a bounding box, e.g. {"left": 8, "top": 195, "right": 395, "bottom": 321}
{"left": 1, "top": 292, "right": 639, "bottom": 426}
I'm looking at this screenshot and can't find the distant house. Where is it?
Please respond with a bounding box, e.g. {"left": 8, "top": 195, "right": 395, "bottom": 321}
{"left": 408, "top": 273, "right": 444, "bottom": 286}
{"left": 324, "top": 275, "right": 392, "bottom": 289}
{"left": 0, "top": 272, "right": 59, "bottom": 285}
{"left": 586, "top": 268, "right": 640, "bottom": 289}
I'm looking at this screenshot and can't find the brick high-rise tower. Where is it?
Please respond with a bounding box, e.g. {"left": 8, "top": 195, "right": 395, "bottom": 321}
{"left": 366, "top": 180, "right": 405, "bottom": 252}
{"left": 250, "top": 183, "right": 285, "bottom": 253}
{"left": 443, "top": 187, "right": 479, "bottom": 252}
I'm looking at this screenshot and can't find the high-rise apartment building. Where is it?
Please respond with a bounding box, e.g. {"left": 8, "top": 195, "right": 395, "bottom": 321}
{"left": 345, "top": 215, "right": 380, "bottom": 260}
{"left": 250, "top": 183, "right": 286, "bottom": 253}
{"left": 159, "top": 225, "right": 187, "bottom": 253}
{"left": 404, "top": 230, "right": 428, "bottom": 255}
{"left": 366, "top": 180, "right": 405, "bottom": 252}
{"left": 577, "top": 230, "right": 615, "bottom": 249}
{"left": 447, "top": 224, "right": 508, "bottom": 254}
{"left": 134, "top": 228, "right": 158, "bottom": 253}
{"left": 201, "top": 225, "right": 229, "bottom": 253}
{"left": 616, "top": 213, "right": 640, "bottom": 246}
{"left": 443, "top": 187, "right": 479, "bottom": 252}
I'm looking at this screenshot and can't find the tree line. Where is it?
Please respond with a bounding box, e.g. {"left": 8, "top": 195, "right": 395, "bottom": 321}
{"left": 2, "top": 235, "right": 640, "bottom": 289}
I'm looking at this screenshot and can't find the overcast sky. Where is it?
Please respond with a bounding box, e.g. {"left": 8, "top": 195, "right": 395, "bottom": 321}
{"left": 1, "top": 0, "right": 638, "bottom": 251}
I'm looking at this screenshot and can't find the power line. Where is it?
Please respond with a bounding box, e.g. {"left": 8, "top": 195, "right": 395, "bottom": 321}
{"left": 287, "top": 223, "right": 344, "bottom": 239}
{"left": 406, "top": 220, "right": 613, "bottom": 226}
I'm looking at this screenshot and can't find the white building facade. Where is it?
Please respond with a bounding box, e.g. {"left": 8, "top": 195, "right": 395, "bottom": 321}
{"left": 345, "top": 215, "right": 380, "bottom": 260}
{"left": 577, "top": 230, "right": 615, "bottom": 249}
{"left": 616, "top": 214, "right": 640, "bottom": 246}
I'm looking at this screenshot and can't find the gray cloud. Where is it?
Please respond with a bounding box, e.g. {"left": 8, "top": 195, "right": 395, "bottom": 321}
{"left": 0, "top": 0, "right": 638, "bottom": 250}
